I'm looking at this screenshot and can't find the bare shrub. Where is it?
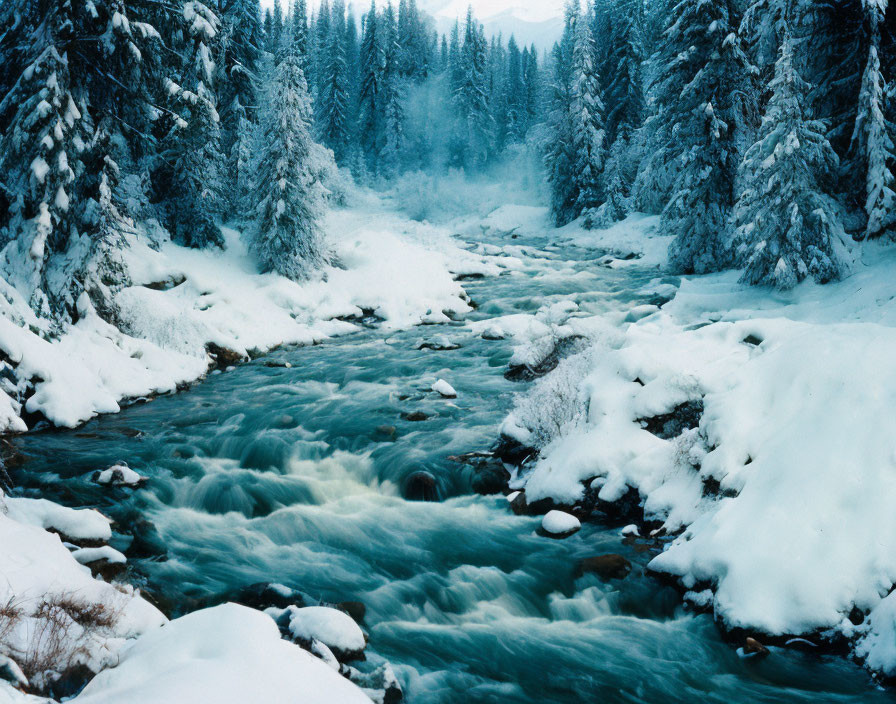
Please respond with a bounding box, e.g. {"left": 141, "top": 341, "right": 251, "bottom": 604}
{"left": 0, "top": 597, "right": 23, "bottom": 647}
{"left": 15, "top": 592, "right": 124, "bottom": 695}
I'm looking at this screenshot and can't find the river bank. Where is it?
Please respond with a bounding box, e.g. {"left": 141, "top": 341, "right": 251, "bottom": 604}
{"left": 2, "top": 196, "right": 895, "bottom": 703}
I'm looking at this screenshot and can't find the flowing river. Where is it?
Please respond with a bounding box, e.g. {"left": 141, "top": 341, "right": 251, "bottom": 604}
{"left": 8, "top": 225, "right": 891, "bottom": 703}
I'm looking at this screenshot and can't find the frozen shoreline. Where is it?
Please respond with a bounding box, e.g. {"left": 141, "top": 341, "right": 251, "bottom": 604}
{"left": 492, "top": 214, "right": 896, "bottom": 679}
{"left": 0, "top": 190, "right": 503, "bottom": 433}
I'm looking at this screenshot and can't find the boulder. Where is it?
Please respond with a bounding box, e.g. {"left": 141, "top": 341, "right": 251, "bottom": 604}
{"left": 93, "top": 462, "right": 147, "bottom": 488}
{"left": 744, "top": 637, "right": 770, "bottom": 657}
{"left": 403, "top": 471, "right": 439, "bottom": 502}
{"left": 541, "top": 510, "right": 581, "bottom": 538}
{"left": 271, "top": 606, "right": 366, "bottom": 663}
{"left": 577, "top": 554, "right": 632, "bottom": 580}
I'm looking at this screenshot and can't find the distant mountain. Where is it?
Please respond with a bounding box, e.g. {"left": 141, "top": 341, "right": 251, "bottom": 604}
{"left": 421, "top": 0, "right": 565, "bottom": 48}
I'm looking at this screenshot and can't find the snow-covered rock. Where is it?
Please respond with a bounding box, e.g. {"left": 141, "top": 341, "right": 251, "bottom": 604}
{"left": 71, "top": 545, "right": 127, "bottom": 567}
{"left": 94, "top": 463, "right": 147, "bottom": 488}
{"left": 431, "top": 379, "right": 457, "bottom": 398}
{"left": 541, "top": 510, "right": 581, "bottom": 537}
{"left": 268, "top": 605, "right": 366, "bottom": 661}
{"left": 71, "top": 604, "right": 373, "bottom": 704}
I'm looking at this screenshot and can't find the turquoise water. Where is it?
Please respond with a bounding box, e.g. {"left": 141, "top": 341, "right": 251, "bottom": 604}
{"left": 10, "top": 231, "right": 892, "bottom": 703}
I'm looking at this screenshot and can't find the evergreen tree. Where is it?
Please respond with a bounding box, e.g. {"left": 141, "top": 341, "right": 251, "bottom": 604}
{"left": 440, "top": 34, "right": 450, "bottom": 73}
{"left": 312, "top": 0, "right": 332, "bottom": 98}
{"left": 0, "top": 1, "right": 84, "bottom": 310}
{"left": 358, "top": 1, "right": 385, "bottom": 171}
{"left": 505, "top": 36, "right": 526, "bottom": 143}
{"left": 319, "top": 0, "right": 352, "bottom": 163}
{"left": 448, "top": 21, "right": 463, "bottom": 93}
{"left": 596, "top": 0, "right": 644, "bottom": 221}
{"left": 733, "top": 27, "right": 843, "bottom": 288}
{"left": 643, "top": 0, "right": 751, "bottom": 273}
{"left": 252, "top": 52, "right": 327, "bottom": 278}
{"left": 544, "top": 1, "right": 579, "bottom": 225}
{"left": 571, "top": 8, "right": 607, "bottom": 220}
{"left": 0, "top": 0, "right": 161, "bottom": 313}
{"left": 852, "top": 4, "right": 896, "bottom": 239}
{"left": 158, "top": 1, "right": 225, "bottom": 249}
{"left": 272, "top": 0, "right": 284, "bottom": 57}
{"left": 220, "top": 0, "right": 263, "bottom": 210}
{"left": 292, "top": 0, "right": 309, "bottom": 63}
{"left": 523, "top": 45, "right": 540, "bottom": 129}
{"left": 453, "top": 8, "right": 493, "bottom": 168}
{"left": 380, "top": 2, "right": 406, "bottom": 176}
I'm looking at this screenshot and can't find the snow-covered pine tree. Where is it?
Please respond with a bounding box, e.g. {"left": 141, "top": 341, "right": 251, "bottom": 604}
{"left": 505, "top": 36, "right": 526, "bottom": 143}
{"left": 359, "top": 1, "right": 385, "bottom": 172}
{"left": 0, "top": 1, "right": 84, "bottom": 313}
{"left": 732, "top": 26, "right": 843, "bottom": 288}
{"left": 740, "top": 0, "right": 786, "bottom": 81}
{"left": 157, "top": 1, "right": 226, "bottom": 249}
{"left": 851, "top": 1, "right": 896, "bottom": 238}
{"left": 448, "top": 21, "right": 463, "bottom": 93}
{"left": 1, "top": 0, "right": 167, "bottom": 315}
{"left": 318, "top": 0, "right": 352, "bottom": 163}
{"left": 523, "top": 44, "right": 540, "bottom": 130}
{"left": 397, "top": 0, "right": 429, "bottom": 80}
{"left": 220, "top": 0, "right": 263, "bottom": 212}
{"left": 292, "top": 0, "right": 309, "bottom": 62}
{"left": 312, "top": 0, "right": 332, "bottom": 99}
{"left": 544, "top": 1, "right": 579, "bottom": 225}
{"left": 489, "top": 35, "right": 509, "bottom": 151}
{"left": 439, "top": 34, "right": 450, "bottom": 73}
{"left": 804, "top": 0, "right": 867, "bottom": 164}
{"left": 594, "top": 0, "right": 644, "bottom": 222}
{"left": 252, "top": 51, "right": 328, "bottom": 278}
{"left": 453, "top": 8, "right": 493, "bottom": 169}
{"left": 271, "top": 0, "right": 284, "bottom": 58}
{"left": 571, "top": 7, "right": 607, "bottom": 223}
{"left": 652, "top": 0, "right": 752, "bottom": 274}
{"left": 380, "top": 2, "right": 406, "bottom": 176}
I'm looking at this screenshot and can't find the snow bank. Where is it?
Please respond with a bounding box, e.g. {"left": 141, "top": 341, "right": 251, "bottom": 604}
{"left": 501, "top": 247, "right": 896, "bottom": 674}
{"left": 5, "top": 496, "right": 112, "bottom": 542}
{"left": 0, "top": 493, "right": 164, "bottom": 690}
{"left": 72, "top": 604, "right": 372, "bottom": 704}
{"left": 0, "top": 193, "right": 503, "bottom": 430}
{"left": 559, "top": 213, "right": 669, "bottom": 268}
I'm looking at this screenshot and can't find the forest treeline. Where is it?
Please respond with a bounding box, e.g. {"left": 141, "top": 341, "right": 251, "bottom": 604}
{"left": 1, "top": 0, "right": 894, "bottom": 326}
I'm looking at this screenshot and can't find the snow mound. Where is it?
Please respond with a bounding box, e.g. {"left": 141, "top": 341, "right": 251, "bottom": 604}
{"left": 541, "top": 510, "right": 581, "bottom": 536}
{"left": 560, "top": 213, "right": 668, "bottom": 268}
{"left": 72, "top": 604, "right": 372, "bottom": 704}
{"left": 5, "top": 497, "right": 112, "bottom": 542}
{"left": 0, "top": 498, "right": 164, "bottom": 691}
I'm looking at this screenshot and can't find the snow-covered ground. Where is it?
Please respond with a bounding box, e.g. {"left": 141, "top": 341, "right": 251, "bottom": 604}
{"left": 0, "top": 486, "right": 381, "bottom": 702}
{"left": 0, "top": 188, "right": 504, "bottom": 431}
{"left": 498, "top": 214, "right": 896, "bottom": 676}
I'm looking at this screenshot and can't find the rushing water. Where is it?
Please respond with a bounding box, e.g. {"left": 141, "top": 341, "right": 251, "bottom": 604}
{"left": 10, "top": 229, "right": 893, "bottom": 703}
